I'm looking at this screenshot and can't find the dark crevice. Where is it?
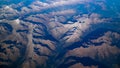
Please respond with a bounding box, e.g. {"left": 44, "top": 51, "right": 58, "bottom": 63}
{"left": 59, "top": 56, "right": 108, "bottom": 68}
{"left": 32, "top": 40, "right": 54, "bottom": 52}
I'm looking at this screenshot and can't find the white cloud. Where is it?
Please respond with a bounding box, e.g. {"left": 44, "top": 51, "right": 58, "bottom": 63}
{"left": 32, "top": 1, "right": 49, "bottom": 7}
{"left": 51, "top": 9, "right": 76, "bottom": 16}
{"left": 25, "top": 0, "right": 88, "bottom": 13}
{"left": 49, "top": 0, "right": 88, "bottom": 7}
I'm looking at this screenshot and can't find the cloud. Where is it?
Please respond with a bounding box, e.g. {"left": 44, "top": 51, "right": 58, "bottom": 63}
{"left": 32, "top": 0, "right": 49, "bottom": 7}
{"left": 49, "top": 0, "right": 88, "bottom": 7}
{"left": 51, "top": 9, "right": 76, "bottom": 16}
{"left": 19, "top": 0, "right": 88, "bottom": 15}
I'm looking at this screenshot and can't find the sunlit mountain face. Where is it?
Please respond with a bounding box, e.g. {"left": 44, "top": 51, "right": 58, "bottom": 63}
{"left": 0, "top": 0, "right": 120, "bottom": 68}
